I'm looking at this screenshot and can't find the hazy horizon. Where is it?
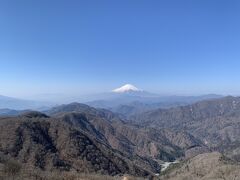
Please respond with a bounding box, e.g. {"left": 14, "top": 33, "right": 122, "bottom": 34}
{"left": 0, "top": 83, "right": 235, "bottom": 103}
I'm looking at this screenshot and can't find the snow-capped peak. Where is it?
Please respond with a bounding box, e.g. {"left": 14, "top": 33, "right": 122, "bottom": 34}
{"left": 112, "top": 84, "right": 141, "bottom": 93}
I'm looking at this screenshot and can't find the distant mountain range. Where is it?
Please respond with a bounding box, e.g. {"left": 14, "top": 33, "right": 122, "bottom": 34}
{"left": 0, "top": 95, "right": 53, "bottom": 110}
{"left": 1, "top": 94, "right": 240, "bottom": 179}
{"left": 0, "top": 84, "right": 222, "bottom": 113}
{"left": 86, "top": 84, "right": 223, "bottom": 117}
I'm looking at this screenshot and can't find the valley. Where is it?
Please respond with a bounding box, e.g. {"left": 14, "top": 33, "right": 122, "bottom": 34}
{"left": 0, "top": 88, "right": 240, "bottom": 179}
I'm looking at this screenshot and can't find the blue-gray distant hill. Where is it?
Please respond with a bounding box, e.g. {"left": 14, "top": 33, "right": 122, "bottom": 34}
{"left": 0, "top": 95, "right": 53, "bottom": 110}
{"left": 85, "top": 85, "right": 223, "bottom": 117}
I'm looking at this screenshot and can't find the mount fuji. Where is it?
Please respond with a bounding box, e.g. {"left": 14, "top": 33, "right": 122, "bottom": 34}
{"left": 86, "top": 84, "right": 222, "bottom": 117}
{"left": 111, "top": 84, "right": 157, "bottom": 97}
{"left": 112, "top": 84, "right": 142, "bottom": 93}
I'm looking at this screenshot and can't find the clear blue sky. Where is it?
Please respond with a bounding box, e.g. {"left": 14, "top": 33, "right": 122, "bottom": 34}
{"left": 0, "top": 0, "right": 240, "bottom": 97}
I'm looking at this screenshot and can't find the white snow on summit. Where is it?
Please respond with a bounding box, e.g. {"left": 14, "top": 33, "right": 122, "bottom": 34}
{"left": 112, "top": 84, "right": 141, "bottom": 93}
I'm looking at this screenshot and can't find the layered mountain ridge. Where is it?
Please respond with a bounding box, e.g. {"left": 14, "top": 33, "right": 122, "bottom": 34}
{"left": 0, "top": 102, "right": 208, "bottom": 178}
{"left": 1, "top": 95, "right": 240, "bottom": 179}
{"left": 131, "top": 96, "right": 240, "bottom": 161}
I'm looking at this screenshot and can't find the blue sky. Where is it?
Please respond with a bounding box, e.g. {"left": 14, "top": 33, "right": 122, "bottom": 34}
{"left": 0, "top": 0, "right": 240, "bottom": 97}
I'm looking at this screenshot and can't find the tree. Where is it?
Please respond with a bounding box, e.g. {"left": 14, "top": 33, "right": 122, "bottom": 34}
{"left": 3, "top": 160, "right": 21, "bottom": 180}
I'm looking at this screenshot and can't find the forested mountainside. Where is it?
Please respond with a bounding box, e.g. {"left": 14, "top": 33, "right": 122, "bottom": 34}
{"left": 131, "top": 96, "right": 240, "bottom": 161}
{"left": 1, "top": 97, "right": 240, "bottom": 179}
